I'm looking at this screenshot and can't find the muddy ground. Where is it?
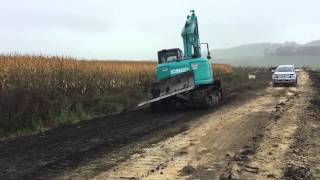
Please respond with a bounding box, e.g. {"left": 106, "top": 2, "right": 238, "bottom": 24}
{"left": 0, "top": 70, "right": 319, "bottom": 180}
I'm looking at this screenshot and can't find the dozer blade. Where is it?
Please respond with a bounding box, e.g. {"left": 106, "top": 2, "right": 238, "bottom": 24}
{"left": 137, "top": 71, "right": 195, "bottom": 107}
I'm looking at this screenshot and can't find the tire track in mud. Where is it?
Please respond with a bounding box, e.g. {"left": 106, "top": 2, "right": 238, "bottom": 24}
{"left": 0, "top": 81, "right": 266, "bottom": 179}
{"left": 220, "top": 70, "right": 318, "bottom": 180}
{"left": 92, "top": 76, "right": 300, "bottom": 179}
{"left": 279, "top": 70, "right": 320, "bottom": 180}
{"left": 0, "top": 109, "right": 192, "bottom": 179}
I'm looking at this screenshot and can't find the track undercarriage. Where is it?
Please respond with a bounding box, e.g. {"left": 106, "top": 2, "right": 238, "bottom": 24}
{"left": 150, "top": 82, "right": 222, "bottom": 112}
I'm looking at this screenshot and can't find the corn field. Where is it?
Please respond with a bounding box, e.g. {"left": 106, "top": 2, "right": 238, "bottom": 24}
{"left": 0, "top": 55, "right": 232, "bottom": 136}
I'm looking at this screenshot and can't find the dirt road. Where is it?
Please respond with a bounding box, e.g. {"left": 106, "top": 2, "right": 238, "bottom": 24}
{"left": 0, "top": 70, "right": 319, "bottom": 180}
{"left": 0, "top": 70, "right": 267, "bottom": 179}
{"left": 92, "top": 70, "right": 319, "bottom": 180}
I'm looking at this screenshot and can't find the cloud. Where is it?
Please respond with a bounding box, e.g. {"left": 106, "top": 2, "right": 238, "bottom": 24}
{"left": 0, "top": 0, "right": 320, "bottom": 59}
{"left": 34, "top": 14, "right": 112, "bottom": 33}
{"left": 1, "top": 13, "right": 113, "bottom": 34}
{"left": 0, "top": 0, "right": 115, "bottom": 33}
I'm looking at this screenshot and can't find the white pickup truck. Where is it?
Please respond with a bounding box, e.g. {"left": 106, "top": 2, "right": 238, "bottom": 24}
{"left": 272, "top": 65, "right": 298, "bottom": 87}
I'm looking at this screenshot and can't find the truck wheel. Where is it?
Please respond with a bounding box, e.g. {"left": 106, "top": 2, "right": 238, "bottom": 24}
{"left": 293, "top": 81, "right": 297, "bottom": 87}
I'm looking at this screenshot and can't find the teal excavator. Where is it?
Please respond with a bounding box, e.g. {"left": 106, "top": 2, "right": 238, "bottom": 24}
{"left": 138, "top": 10, "right": 222, "bottom": 111}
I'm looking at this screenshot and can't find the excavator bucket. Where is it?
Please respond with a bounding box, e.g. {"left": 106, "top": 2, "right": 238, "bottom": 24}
{"left": 137, "top": 71, "right": 195, "bottom": 107}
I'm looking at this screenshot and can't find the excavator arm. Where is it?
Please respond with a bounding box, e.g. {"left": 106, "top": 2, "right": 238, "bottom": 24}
{"left": 181, "top": 10, "right": 201, "bottom": 59}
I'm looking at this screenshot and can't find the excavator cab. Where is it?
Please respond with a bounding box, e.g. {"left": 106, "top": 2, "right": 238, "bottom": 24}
{"left": 157, "top": 48, "right": 183, "bottom": 64}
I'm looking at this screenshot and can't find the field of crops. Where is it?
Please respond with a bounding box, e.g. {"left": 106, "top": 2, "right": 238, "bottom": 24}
{"left": 0, "top": 55, "right": 233, "bottom": 136}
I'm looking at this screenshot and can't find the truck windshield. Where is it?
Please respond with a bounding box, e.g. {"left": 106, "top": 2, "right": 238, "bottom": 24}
{"left": 276, "top": 67, "right": 294, "bottom": 72}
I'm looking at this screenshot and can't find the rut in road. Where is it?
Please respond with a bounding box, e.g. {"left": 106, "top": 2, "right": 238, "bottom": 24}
{"left": 0, "top": 108, "right": 194, "bottom": 179}
{"left": 238, "top": 70, "right": 314, "bottom": 179}
{"left": 92, "top": 71, "right": 314, "bottom": 180}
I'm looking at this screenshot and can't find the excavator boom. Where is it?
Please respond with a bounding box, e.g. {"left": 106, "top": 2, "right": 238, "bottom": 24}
{"left": 182, "top": 10, "right": 201, "bottom": 59}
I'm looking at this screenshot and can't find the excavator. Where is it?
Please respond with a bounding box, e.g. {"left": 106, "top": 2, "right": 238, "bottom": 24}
{"left": 138, "top": 10, "right": 222, "bottom": 112}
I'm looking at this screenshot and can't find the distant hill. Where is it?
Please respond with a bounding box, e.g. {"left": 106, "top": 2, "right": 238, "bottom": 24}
{"left": 211, "top": 40, "right": 320, "bottom": 59}
{"left": 304, "top": 40, "right": 320, "bottom": 47}
{"left": 215, "top": 56, "right": 320, "bottom": 67}
{"left": 211, "top": 43, "right": 283, "bottom": 59}
{"left": 210, "top": 40, "right": 320, "bottom": 67}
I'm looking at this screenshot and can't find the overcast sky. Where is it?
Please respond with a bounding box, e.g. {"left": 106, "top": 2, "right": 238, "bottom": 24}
{"left": 1, "top": 0, "right": 320, "bottom": 60}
